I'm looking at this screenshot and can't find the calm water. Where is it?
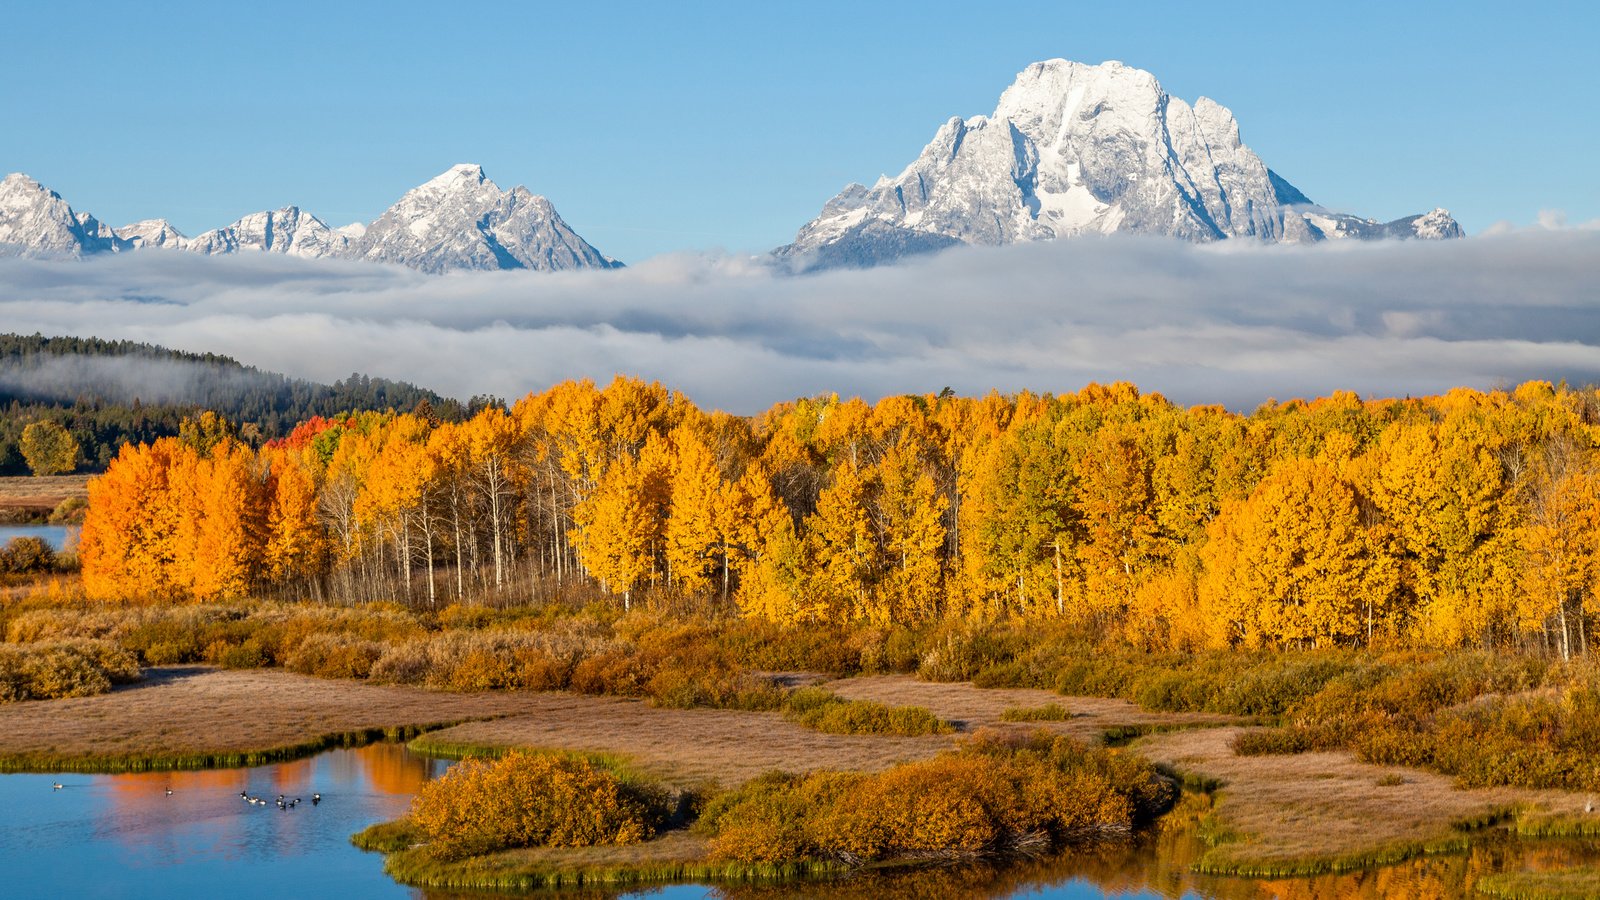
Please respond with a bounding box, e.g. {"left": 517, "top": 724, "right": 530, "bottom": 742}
{"left": 2, "top": 743, "right": 442, "bottom": 900}
{"left": 6, "top": 743, "right": 1600, "bottom": 900}
{"left": 0, "top": 524, "right": 74, "bottom": 550}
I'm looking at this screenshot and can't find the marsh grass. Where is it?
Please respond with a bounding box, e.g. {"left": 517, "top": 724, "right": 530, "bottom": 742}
{"left": 369, "top": 829, "right": 847, "bottom": 892}
{"left": 1134, "top": 725, "right": 1600, "bottom": 877}
{"left": 1478, "top": 868, "right": 1600, "bottom": 899}
{"left": 781, "top": 687, "right": 953, "bottom": 737}
{"left": 998, "top": 702, "right": 1071, "bottom": 722}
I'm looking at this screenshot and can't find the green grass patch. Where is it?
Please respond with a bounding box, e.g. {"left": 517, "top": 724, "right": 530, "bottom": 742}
{"left": 1478, "top": 868, "right": 1600, "bottom": 900}
{"left": 1194, "top": 832, "right": 1470, "bottom": 877}
{"left": 781, "top": 687, "right": 953, "bottom": 737}
{"left": 1513, "top": 812, "right": 1600, "bottom": 838}
{"left": 0, "top": 723, "right": 451, "bottom": 773}
{"left": 372, "top": 831, "right": 847, "bottom": 891}
{"left": 999, "top": 702, "right": 1071, "bottom": 722}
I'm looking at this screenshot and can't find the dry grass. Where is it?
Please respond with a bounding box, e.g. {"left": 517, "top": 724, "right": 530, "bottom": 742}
{"left": 820, "top": 675, "right": 1241, "bottom": 742}
{"left": 418, "top": 698, "right": 951, "bottom": 789}
{"left": 1134, "top": 725, "right": 1600, "bottom": 874}
{"left": 0, "top": 474, "right": 90, "bottom": 514}
{"left": 0, "top": 665, "right": 531, "bottom": 769}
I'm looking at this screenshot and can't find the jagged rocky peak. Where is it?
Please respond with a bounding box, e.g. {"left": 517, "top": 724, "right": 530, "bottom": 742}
{"left": 0, "top": 166, "right": 619, "bottom": 273}
{"left": 0, "top": 172, "right": 127, "bottom": 257}
{"left": 187, "top": 207, "right": 349, "bottom": 258}
{"left": 778, "top": 59, "right": 1462, "bottom": 270}
{"left": 355, "top": 163, "right": 622, "bottom": 274}
{"left": 115, "top": 219, "right": 188, "bottom": 250}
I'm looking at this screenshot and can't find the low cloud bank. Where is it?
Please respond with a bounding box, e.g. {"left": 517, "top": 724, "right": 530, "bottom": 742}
{"left": 1, "top": 231, "right": 1597, "bottom": 413}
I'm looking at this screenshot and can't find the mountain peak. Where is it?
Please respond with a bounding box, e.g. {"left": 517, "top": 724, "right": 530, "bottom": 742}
{"left": 423, "top": 163, "right": 491, "bottom": 190}
{"left": 0, "top": 172, "right": 126, "bottom": 257}
{"left": 779, "top": 58, "right": 1462, "bottom": 270}
{"left": 355, "top": 166, "right": 618, "bottom": 273}
{"left": 0, "top": 167, "right": 618, "bottom": 273}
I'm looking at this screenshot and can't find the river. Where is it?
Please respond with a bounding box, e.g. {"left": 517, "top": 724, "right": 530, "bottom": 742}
{"left": 4, "top": 741, "right": 1599, "bottom": 899}
{"left": 0, "top": 524, "right": 75, "bottom": 551}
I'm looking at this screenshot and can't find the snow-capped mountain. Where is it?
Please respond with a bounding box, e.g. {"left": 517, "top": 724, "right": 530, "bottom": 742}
{"left": 0, "top": 173, "right": 127, "bottom": 257}
{"left": 778, "top": 59, "right": 1462, "bottom": 269}
{"left": 187, "top": 207, "right": 351, "bottom": 258}
{"left": 355, "top": 164, "right": 620, "bottom": 274}
{"left": 114, "top": 218, "right": 187, "bottom": 250}
{"left": 0, "top": 165, "right": 619, "bottom": 272}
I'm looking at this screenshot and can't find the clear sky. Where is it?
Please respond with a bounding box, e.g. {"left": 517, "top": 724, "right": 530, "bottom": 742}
{"left": 6, "top": 0, "right": 1596, "bottom": 263}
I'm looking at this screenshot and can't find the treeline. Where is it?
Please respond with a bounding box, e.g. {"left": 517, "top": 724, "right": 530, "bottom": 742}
{"left": 78, "top": 377, "right": 1600, "bottom": 655}
{"left": 0, "top": 333, "right": 468, "bottom": 472}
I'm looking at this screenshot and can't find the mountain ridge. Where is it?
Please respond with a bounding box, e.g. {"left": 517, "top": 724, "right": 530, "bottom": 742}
{"left": 0, "top": 165, "right": 620, "bottom": 274}
{"left": 776, "top": 59, "right": 1463, "bottom": 270}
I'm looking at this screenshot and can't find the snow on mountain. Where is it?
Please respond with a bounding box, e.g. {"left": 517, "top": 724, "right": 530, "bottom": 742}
{"left": 187, "top": 207, "right": 350, "bottom": 258}
{"left": 0, "top": 173, "right": 127, "bottom": 257}
{"left": 0, "top": 166, "right": 619, "bottom": 272}
{"left": 355, "top": 164, "right": 621, "bottom": 274}
{"left": 778, "top": 59, "right": 1462, "bottom": 269}
{"left": 114, "top": 218, "right": 188, "bottom": 250}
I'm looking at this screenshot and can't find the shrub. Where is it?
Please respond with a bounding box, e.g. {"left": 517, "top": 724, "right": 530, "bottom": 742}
{"left": 0, "top": 638, "right": 140, "bottom": 702}
{"left": 408, "top": 751, "right": 669, "bottom": 860}
{"left": 0, "top": 536, "right": 56, "bottom": 574}
{"left": 284, "top": 634, "right": 385, "bottom": 679}
{"left": 703, "top": 731, "right": 1172, "bottom": 865}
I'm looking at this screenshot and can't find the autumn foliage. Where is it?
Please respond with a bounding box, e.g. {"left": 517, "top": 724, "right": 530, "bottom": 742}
{"left": 74, "top": 378, "right": 1600, "bottom": 656}
{"left": 407, "top": 750, "right": 669, "bottom": 860}
{"left": 699, "top": 730, "right": 1173, "bottom": 864}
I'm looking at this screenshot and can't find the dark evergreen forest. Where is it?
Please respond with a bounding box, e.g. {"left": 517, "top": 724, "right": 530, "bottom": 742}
{"left": 0, "top": 333, "right": 464, "bottom": 473}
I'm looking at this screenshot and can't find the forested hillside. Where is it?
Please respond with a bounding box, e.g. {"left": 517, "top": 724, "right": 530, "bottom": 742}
{"left": 0, "top": 333, "right": 465, "bottom": 473}
{"left": 77, "top": 376, "right": 1600, "bottom": 656}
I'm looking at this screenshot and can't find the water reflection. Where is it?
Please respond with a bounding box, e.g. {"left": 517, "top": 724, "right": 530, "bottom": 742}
{"left": 0, "top": 524, "right": 74, "bottom": 551}
{"left": 8, "top": 743, "right": 1600, "bottom": 900}
{"left": 420, "top": 799, "right": 1600, "bottom": 900}
{"left": 2, "top": 741, "right": 446, "bottom": 900}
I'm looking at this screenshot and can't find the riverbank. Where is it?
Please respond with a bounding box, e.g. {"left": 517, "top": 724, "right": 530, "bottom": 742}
{"left": 0, "top": 474, "right": 89, "bottom": 524}
{"left": 6, "top": 665, "right": 1600, "bottom": 886}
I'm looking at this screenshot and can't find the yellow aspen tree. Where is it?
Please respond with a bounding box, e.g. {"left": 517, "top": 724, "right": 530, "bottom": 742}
{"left": 874, "top": 438, "right": 947, "bottom": 624}
{"left": 80, "top": 439, "right": 186, "bottom": 600}
{"left": 803, "top": 459, "right": 876, "bottom": 623}
{"left": 1199, "top": 458, "right": 1395, "bottom": 648}
{"left": 1516, "top": 436, "right": 1600, "bottom": 659}
{"left": 573, "top": 451, "right": 654, "bottom": 608}
{"left": 1073, "top": 425, "right": 1158, "bottom": 623}
{"left": 464, "top": 407, "right": 521, "bottom": 590}
{"left": 664, "top": 425, "right": 723, "bottom": 594}
{"left": 727, "top": 465, "right": 797, "bottom": 614}
{"left": 187, "top": 440, "right": 267, "bottom": 601}
{"left": 262, "top": 446, "right": 327, "bottom": 589}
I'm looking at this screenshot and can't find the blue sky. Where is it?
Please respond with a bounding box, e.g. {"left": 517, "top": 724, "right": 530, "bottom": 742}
{"left": 7, "top": 1, "right": 1597, "bottom": 263}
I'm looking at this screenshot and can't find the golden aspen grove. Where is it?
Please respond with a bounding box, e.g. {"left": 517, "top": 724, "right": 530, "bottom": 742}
{"left": 76, "top": 377, "right": 1600, "bottom": 658}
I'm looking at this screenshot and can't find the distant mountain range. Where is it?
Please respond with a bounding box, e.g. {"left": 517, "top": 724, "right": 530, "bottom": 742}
{"left": 0, "top": 164, "right": 620, "bottom": 274}
{"left": 776, "top": 59, "right": 1462, "bottom": 270}
{"left": 0, "top": 59, "right": 1464, "bottom": 275}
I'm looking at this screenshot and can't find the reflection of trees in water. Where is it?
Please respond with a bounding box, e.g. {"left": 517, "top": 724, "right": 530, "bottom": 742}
{"left": 412, "top": 823, "right": 1600, "bottom": 900}
{"left": 354, "top": 740, "right": 440, "bottom": 796}
{"left": 94, "top": 741, "right": 445, "bottom": 864}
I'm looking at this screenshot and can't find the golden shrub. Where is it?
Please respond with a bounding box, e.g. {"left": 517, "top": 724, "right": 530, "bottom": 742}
{"left": 408, "top": 751, "right": 668, "bottom": 860}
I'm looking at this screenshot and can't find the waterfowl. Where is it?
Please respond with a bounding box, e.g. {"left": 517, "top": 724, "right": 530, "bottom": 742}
{"left": 52, "top": 782, "right": 63, "bottom": 790}
{"left": 165, "top": 788, "right": 174, "bottom": 796}
{"left": 239, "top": 791, "right": 248, "bottom": 800}
{"left": 312, "top": 793, "right": 321, "bottom": 805}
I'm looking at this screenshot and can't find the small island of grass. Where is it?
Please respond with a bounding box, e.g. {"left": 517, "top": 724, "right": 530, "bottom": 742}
{"left": 353, "top": 728, "right": 1175, "bottom": 891}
